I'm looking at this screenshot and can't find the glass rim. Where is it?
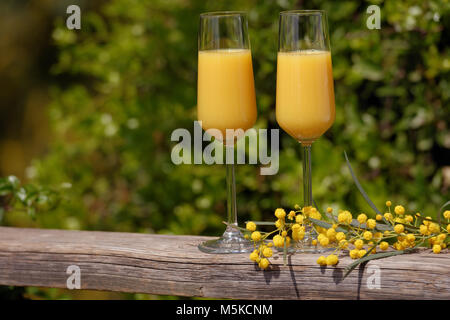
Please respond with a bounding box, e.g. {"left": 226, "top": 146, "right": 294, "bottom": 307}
{"left": 200, "top": 11, "right": 247, "bottom": 18}
{"left": 279, "top": 9, "right": 326, "bottom": 16}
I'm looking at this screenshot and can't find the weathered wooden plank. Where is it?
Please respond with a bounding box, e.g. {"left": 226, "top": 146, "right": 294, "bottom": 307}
{"left": 0, "top": 226, "right": 448, "bottom": 299}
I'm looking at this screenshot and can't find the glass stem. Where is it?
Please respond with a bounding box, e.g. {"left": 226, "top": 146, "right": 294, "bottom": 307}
{"left": 302, "top": 144, "right": 312, "bottom": 207}
{"left": 226, "top": 147, "right": 237, "bottom": 227}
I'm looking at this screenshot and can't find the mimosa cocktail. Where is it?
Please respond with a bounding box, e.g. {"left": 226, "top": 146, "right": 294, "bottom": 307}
{"left": 197, "top": 12, "right": 256, "bottom": 253}
{"left": 276, "top": 50, "right": 335, "bottom": 144}
{"left": 198, "top": 49, "right": 257, "bottom": 143}
{"left": 276, "top": 10, "right": 335, "bottom": 252}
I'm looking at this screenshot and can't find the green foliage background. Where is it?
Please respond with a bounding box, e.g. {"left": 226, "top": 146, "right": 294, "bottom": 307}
{"left": 6, "top": 0, "right": 449, "bottom": 231}
{"left": 1, "top": 0, "right": 449, "bottom": 298}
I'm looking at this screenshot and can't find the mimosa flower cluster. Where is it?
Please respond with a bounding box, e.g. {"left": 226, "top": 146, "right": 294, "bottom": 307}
{"left": 245, "top": 202, "right": 449, "bottom": 270}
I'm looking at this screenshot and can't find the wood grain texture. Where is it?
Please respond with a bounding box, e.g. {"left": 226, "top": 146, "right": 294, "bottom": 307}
{"left": 0, "top": 226, "right": 448, "bottom": 299}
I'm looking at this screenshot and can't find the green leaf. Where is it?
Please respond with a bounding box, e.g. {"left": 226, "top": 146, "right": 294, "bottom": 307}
{"left": 0, "top": 185, "right": 12, "bottom": 196}
{"left": 15, "top": 188, "right": 27, "bottom": 203}
{"left": 7, "top": 176, "right": 20, "bottom": 189}
{"left": 343, "top": 248, "right": 415, "bottom": 279}
{"left": 344, "top": 151, "right": 385, "bottom": 220}
{"left": 438, "top": 200, "right": 450, "bottom": 226}
{"left": 27, "top": 207, "right": 36, "bottom": 219}
{"left": 309, "top": 217, "right": 347, "bottom": 233}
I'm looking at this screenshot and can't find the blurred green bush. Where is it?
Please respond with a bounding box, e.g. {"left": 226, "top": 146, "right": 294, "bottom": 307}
{"left": 4, "top": 0, "right": 449, "bottom": 236}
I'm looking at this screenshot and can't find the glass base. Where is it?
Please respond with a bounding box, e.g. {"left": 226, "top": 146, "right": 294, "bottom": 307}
{"left": 278, "top": 228, "right": 332, "bottom": 254}
{"left": 276, "top": 242, "right": 332, "bottom": 254}
{"left": 198, "top": 225, "right": 254, "bottom": 254}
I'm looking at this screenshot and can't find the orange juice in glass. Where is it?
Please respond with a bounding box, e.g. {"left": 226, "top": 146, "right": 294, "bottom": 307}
{"left": 276, "top": 10, "right": 335, "bottom": 252}
{"left": 198, "top": 49, "right": 257, "bottom": 144}
{"left": 276, "top": 50, "right": 335, "bottom": 144}
{"left": 197, "top": 12, "right": 256, "bottom": 253}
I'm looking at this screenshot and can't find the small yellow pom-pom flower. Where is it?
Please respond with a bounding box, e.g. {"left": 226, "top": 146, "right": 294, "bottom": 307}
{"left": 346, "top": 211, "right": 353, "bottom": 224}
{"left": 317, "top": 256, "right": 327, "bottom": 266}
{"left": 292, "top": 230, "right": 305, "bottom": 241}
{"left": 366, "top": 219, "right": 376, "bottom": 229}
{"left": 310, "top": 209, "right": 322, "bottom": 220}
{"left": 406, "top": 234, "right": 416, "bottom": 242}
{"left": 354, "top": 239, "right": 364, "bottom": 250}
{"left": 357, "top": 213, "right": 367, "bottom": 224}
{"left": 420, "top": 224, "right": 428, "bottom": 235}
{"left": 405, "top": 215, "right": 413, "bottom": 223}
{"left": 443, "top": 210, "right": 450, "bottom": 219}
{"left": 349, "top": 249, "right": 359, "bottom": 259}
{"left": 384, "top": 212, "right": 393, "bottom": 221}
{"left": 326, "top": 207, "right": 333, "bottom": 213}
{"left": 432, "top": 244, "right": 441, "bottom": 254}
{"left": 394, "top": 205, "right": 405, "bottom": 215}
{"left": 275, "top": 208, "right": 286, "bottom": 219}
{"left": 373, "top": 232, "right": 382, "bottom": 240}
{"left": 244, "top": 234, "right": 249, "bottom": 240}
{"left": 319, "top": 237, "right": 329, "bottom": 247}
{"left": 292, "top": 224, "right": 301, "bottom": 231}
{"left": 437, "top": 233, "right": 446, "bottom": 242}
{"left": 281, "top": 230, "right": 288, "bottom": 237}
{"left": 246, "top": 221, "right": 256, "bottom": 232}
{"left": 326, "top": 228, "right": 336, "bottom": 240}
{"left": 249, "top": 250, "right": 259, "bottom": 262}
{"left": 317, "top": 236, "right": 330, "bottom": 247}
{"left": 447, "top": 224, "right": 450, "bottom": 233}
{"left": 263, "top": 247, "right": 273, "bottom": 258}
{"left": 428, "top": 223, "right": 440, "bottom": 234}
{"left": 288, "top": 210, "right": 296, "bottom": 220}
{"left": 267, "top": 242, "right": 273, "bottom": 247}
{"left": 312, "top": 239, "right": 317, "bottom": 246}
{"left": 336, "top": 232, "right": 346, "bottom": 241}
{"left": 337, "top": 212, "right": 348, "bottom": 224}
{"left": 251, "top": 231, "right": 261, "bottom": 241}
{"left": 326, "top": 254, "right": 339, "bottom": 266}
{"left": 294, "top": 204, "right": 301, "bottom": 210}
{"left": 275, "top": 219, "right": 283, "bottom": 228}
{"left": 363, "top": 231, "right": 373, "bottom": 241}
{"left": 273, "top": 235, "right": 284, "bottom": 247}
{"left": 285, "top": 236, "right": 291, "bottom": 246}
{"left": 376, "top": 214, "right": 383, "bottom": 221}
{"left": 380, "top": 241, "right": 389, "bottom": 250}
{"left": 386, "top": 200, "right": 392, "bottom": 207}
{"left": 429, "top": 237, "right": 436, "bottom": 245}
{"left": 295, "top": 214, "right": 304, "bottom": 224}
{"left": 358, "top": 250, "right": 367, "bottom": 258}
{"left": 259, "top": 258, "right": 270, "bottom": 269}
{"left": 394, "top": 224, "right": 404, "bottom": 234}
{"left": 339, "top": 240, "right": 348, "bottom": 249}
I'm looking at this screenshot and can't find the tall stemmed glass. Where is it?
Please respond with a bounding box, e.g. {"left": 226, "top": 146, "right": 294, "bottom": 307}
{"left": 197, "top": 12, "right": 257, "bottom": 253}
{"left": 276, "top": 10, "right": 335, "bottom": 252}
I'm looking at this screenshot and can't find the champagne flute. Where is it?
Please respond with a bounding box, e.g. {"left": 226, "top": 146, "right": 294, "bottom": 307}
{"left": 197, "top": 12, "right": 257, "bottom": 253}
{"left": 276, "top": 10, "right": 335, "bottom": 252}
